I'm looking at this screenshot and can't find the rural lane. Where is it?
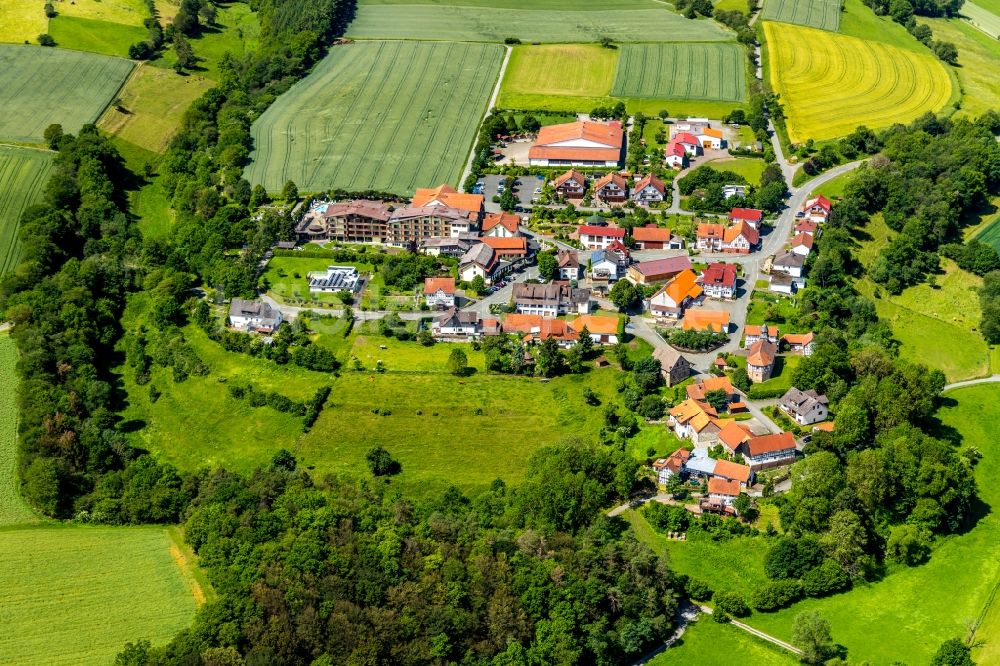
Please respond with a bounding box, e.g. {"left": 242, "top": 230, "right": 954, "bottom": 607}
{"left": 943, "top": 375, "right": 1000, "bottom": 392}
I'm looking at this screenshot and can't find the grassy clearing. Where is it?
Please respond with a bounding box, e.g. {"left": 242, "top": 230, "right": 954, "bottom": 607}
{"left": 245, "top": 41, "right": 503, "bottom": 195}
{"left": 0, "top": 333, "right": 40, "bottom": 526}
{"left": 0, "top": 45, "right": 133, "bottom": 143}
{"left": 811, "top": 169, "right": 854, "bottom": 199}
{"left": 500, "top": 44, "right": 616, "bottom": 100}
{"left": 921, "top": 17, "right": 1000, "bottom": 119}
{"left": 611, "top": 42, "right": 747, "bottom": 103}
{"left": 0, "top": 146, "right": 53, "bottom": 277}
{"left": 0, "top": 525, "right": 199, "bottom": 665}
{"left": 761, "top": 0, "right": 841, "bottom": 31}
{"left": 650, "top": 616, "right": 798, "bottom": 666}
{"left": 131, "top": 179, "right": 177, "bottom": 239}
{"left": 48, "top": 15, "right": 148, "bottom": 57}
{"left": 764, "top": 21, "right": 953, "bottom": 143}
{"left": 750, "top": 384, "right": 1000, "bottom": 665}
{"left": 53, "top": 0, "right": 149, "bottom": 26}
{"left": 346, "top": 6, "right": 732, "bottom": 43}
{"left": 0, "top": 0, "right": 48, "bottom": 43}
{"left": 262, "top": 256, "right": 376, "bottom": 304}
{"left": 700, "top": 157, "right": 765, "bottom": 185}
{"left": 152, "top": 3, "right": 260, "bottom": 80}
{"left": 961, "top": 1, "right": 1000, "bottom": 37}
{"left": 98, "top": 65, "right": 214, "bottom": 153}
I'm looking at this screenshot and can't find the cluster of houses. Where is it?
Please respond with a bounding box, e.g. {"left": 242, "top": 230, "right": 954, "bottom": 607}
{"left": 695, "top": 208, "right": 763, "bottom": 254}
{"left": 665, "top": 118, "right": 726, "bottom": 169}
{"left": 431, "top": 305, "right": 619, "bottom": 347}
{"left": 769, "top": 194, "right": 830, "bottom": 294}
{"left": 552, "top": 168, "right": 670, "bottom": 207}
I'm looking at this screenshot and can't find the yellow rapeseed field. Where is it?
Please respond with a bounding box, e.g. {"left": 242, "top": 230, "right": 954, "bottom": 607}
{"left": 764, "top": 21, "right": 954, "bottom": 143}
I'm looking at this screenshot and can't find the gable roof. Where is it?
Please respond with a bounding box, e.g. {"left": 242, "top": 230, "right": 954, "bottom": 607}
{"left": 730, "top": 207, "right": 763, "bottom": 223}
{"left": 697, "top": 223, "right": 725, "bottom": 239}
{"left": 782, "top": 331, "right": 815, "bottom": 346}
{"left": 460, "top": 242, "right": 497, "bottom": 270}
{"left": 708, "top": 477, "right": 741, "bottom": 497}
{"left": 230, "top": 299, "right": 280, "bottom": 322}
{"left": 579, "top": 225, "right": 626, "bottom": 238}
{"left": 633, "top": 256, "right": 693, "bottom": 278}
{"left": 773, "top": 251, "right": 806, "bottom": 268}
{"left": 700, "top": 127, "right": 724, "bottom": 139}
{"left": 805, "top": 195, "right": 832, "bottom": 212}
{"left": 718, "top": 421, "right": 753, "bottom": 450}
{"left": 554, "top": 169, "right": 586, "bottom": 187}
{"left": 744, "top": 431, "right": 797, "bottom": 457}
{"left": 662, "top": 269, "right": 703, "bottom": 305}
{"left": 533, "top": 120, "right": 624, "bottom": 149}
{"left": 633, "top": 173, "right": 666, "bottom": 195}
{"left": 700, "top": 262, "right": 738, "bottom": 288}
{"left": 687, "top": 375, "right": 735, "bottom": 401}
{"left": 791, "top": 233, "right": 814, "bottom": 250}
{"left": 724, "top": 220, "right": 760, "bottom": 245}
{"left": 483, "top": 212, "right": 520, "bottom": 235}
{"left": 653, "top": 345, "right": 689, "bottom": 371}
{"left": 557, "top": 250, "right": 579, "bottom": 268}
{"left": 482, "top": 236, "right": 527, "bottom": 253}
{"left": 670, "top": 398, "right": 716, "bottom": 423}
{"left": 632, "top": 225, "right": 674, "bottom": 243}
{"left": 794, "top": 219, "right": 819, "bottom": 233}
{"left": 423, "top": 277, "right": 456, "bottom": 295}
{"left": 595, "top": 172, "right": 628, "bottom": 190}
{"left": 682, "top": 308, "right": 730, "bottom": 332}
{"left": 654, "top": 448, "right": 692, "bottom": 474}
{"left": 666, "top": 141, "right": 686, "bottom": 157}
{"left": 747, "top": 339, "right": 777, "bottom": 367}
{"left": 571, "top": 314, "right": 619, "bottom": 335}
{"left": 780, "top": 387, "right": 828, "bottom": 416}
{"left": 674, "top": 132, "right": 699, "bottom": 145}
{"left": 412, "top": 184, "right": 484, "bottom": 213}
{"left": 713, "top": 458, "right": 752, "bottom": 484}
{"left": 605, "top": 239, "right": 630, "bottom": 254}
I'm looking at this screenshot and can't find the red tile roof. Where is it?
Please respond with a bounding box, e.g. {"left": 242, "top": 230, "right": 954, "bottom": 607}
{"left": 745, "top": 432, "right": 797, "bottom": 457}
{"left": 482, "top": 236, "right": 527, "bottom": 253}
{"left": 700, "top": 262, "right": 738, "bottom": 288}
{"left": 805, "top": 195, "right": 832, "bottom": 212}
{"left": 632, "top": 225, "right": 673, "bottom": 242}
{"left": 730, "top": 207, "right": 763, "bottom": 223}
{"left": 423, "top": 277, "right": 456, "bottom": 295}
{"left": 483, "top": 212, "right": 520, "bottom": 235}
{"left": 708, "top": 477, "right": 741, "bottom": 497}
{"left": 713, "top": 459, "right": 752, "bottom": 484}
{"left": 554, "top": 169, "right": 586, "bottom": 188}
{"left": 633, "top": 174, "right": 666, "bottom": 195}
{"left": 578, "top": 225, "right": 626, "bottom": 238}
{"left": 791, "top": 233, "right": 814, "bottom": 249}
{"left": 674, "top": 132, "right": 699, "bottom": 145}
{"left": 666, "top": 142, "right": 686, "bottom": 157}
{"left": 747, "top": 339, "right": 776, "bottom": 366}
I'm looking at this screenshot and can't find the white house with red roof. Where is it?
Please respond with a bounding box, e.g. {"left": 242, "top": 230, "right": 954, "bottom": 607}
{"left": 721, "top": 221, "right": 760, "bottom": 254}
{"left": 553, "top": 169, "right": 587, "bottom": 198}
{"left": 802, "top": 195, "right": 832, "bottom": 223}
{"left": 733, "top": 432, "right": 798, "bottom": 471}
{"left": 423, "top": 277, "right": 457, "bottom": 309}
{"left": 594, "top": 173, "right": 629, "bottom": 203}
{"left": 790, "top": 232, "right": 814, "bottom": 256}
{"left": 665, "top": 141, "right": 686, "bottom": 169}
{"left": 482, "top": 212, "right": 521, "bottom": 238}
{"left": 631, "top": 224, "right": 682, "bottom": 250}
{"left": 672, "top": 132, "right": 701, "bottom": 156}
{"left": 794, "top": 218, "right": 819, "bottom": 236}
{"left": 631, "top": 174, "right": 667, "bottom": 205}
{"left": 730, "top": 207, "right": 764, "bottom": 229}
{"left": 699, "top": 262, "right": 738, "bottom": 299}
{"left": 578, "top": 225, "right": 626, "bottom": 250}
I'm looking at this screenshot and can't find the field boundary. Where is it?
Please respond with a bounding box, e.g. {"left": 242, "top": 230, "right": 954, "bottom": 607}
{"left": 459, "top": 44, "right": 511, "bottom": 188}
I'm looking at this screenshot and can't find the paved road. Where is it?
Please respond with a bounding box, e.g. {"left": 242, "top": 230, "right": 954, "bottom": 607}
{"left": 259, "top": 294, "right": 426, "bottom": 322}
{"left": 464, "top": 266, "right": 539, "bottom": 316}
{"left": 943, "top": 374, "right": 1000, "bottom": 392}
{"left": 458, "top": 45, "right": 512, "bottom": 189}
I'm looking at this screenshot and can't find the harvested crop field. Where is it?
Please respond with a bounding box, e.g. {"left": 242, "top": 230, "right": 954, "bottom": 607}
{"left": 346, "top": 5, "right": 732, "bottom": 42}
{"left": 245, "top": 40, "right": 503, "bottom": 195}
{"left": 764, "top": 21, "right": 953, "bottom": 142}
{"left": 0, "top": 526, "right": 199, "bottom": 665}
{"left": 962, "top": 1, "right": 1000, "bottom": 38}
{"left": 0, "top": 147, "right": 53, "bottom": 277}
{"left": 0, "top": 0, "right": 49, "bottom": 43}
{"left": 612, "top": 43, "right": 747, "bottom": 102}
{"left": 761, "top": 0, "right": 842, "bottom": 31}
{"left": 0, "top": 45, "right": 133, "bottom": 143}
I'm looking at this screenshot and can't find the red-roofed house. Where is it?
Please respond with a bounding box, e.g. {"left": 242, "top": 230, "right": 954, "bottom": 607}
{"left": 553, "top": 169, "right": 587, "bottom": 198}
{"left": 632, "top": 174, "right": 667, "bottom": 205}
{"left": 794, "top": 218, "right": 819, "bottom": 236}
{"left": 744, "top": 324, "right": 779, "bottom": 347}
{"left": 697, "top": 223, "right": 726, "bottom": 252}
{"left": 699, "top": 262, "right": 738, "bottom": 299}
{"left": 579, "top": 225, "right": 626, "bottom": 250}
{"left": 735, "top": 432, "right": 798, "bottom": 470}
{"left": 482, "top": 236, "right": 529, "bottom": 259}
{"left": 782, "top": 332, "right": 816, "bottom": 356}
{"left": 653, "top": 448, "right": 691, "bottom": 485}
{"left": 790, "top": 232, "right": 814, "bottom": 256}
{"left": 665, "top": 141, "right": 686, "bottom": 169}
{"left": 528, "top": 120, "right": 624, "bottom": 167}
{"left": 673, "top": 132, "right": 701, "bottom": 156}
{"left": 423, "top": 277, "right": 456, "bottom": 309}
{"left": 722, "top": 221, "right": 760, "bottom": 254}
{"left": 482, "top": 212, "right": 521, "bottom": 238}
{"left": 707, "top": 477, "right": 741, "bottom": 505}
{"left": 730, "top": 208, "right": 764, "bottom": 229}
{"left": 594, "top": 173, "right": 629, "bottom": 203}
{"left": 802, "top": 195, "right": 832, "bottom": 223}
{"left": 631, "top": 224, "right": 679, "bottom": 250}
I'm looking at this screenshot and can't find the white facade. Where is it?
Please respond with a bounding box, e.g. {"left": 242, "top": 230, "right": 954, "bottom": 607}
{"left": 425, "top": 289, "right": 455, "bottom": 308}
{"left": 579, "top": 232, "right": 625, "bottom": 250}
{"left": 698, "top": 133, "right": 723, "bottom": 149}
{"left": 460, "top": 263, "right": 490, "bottom": 283}
{"left": 723, "top": 185, "right": 747, "bottom": 199}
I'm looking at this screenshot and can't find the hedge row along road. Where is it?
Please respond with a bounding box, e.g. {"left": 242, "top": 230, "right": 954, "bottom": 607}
{"left": 0, "top": 147, "right": 53, "bottom": 278}
{"left": 245, "top": 40, "right": 504, "bottom": 195}
{"left": 764, "top": 21, "right": 954, "bottom": 143}
{"left": 0, "top": 45, "right": 133, "bottom": 143}
{"left": 761, "top": 0, "right": 842, "bottom": 31}
{"left": 612, "top": 43, "right": 748, "bottom": 103}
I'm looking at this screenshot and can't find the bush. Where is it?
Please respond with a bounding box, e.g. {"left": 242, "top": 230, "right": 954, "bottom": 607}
{"left": 802, "top": 559, "right": 851, "bottom": 597}
{"left": 764, "top": 536, "right": 825, "bottom": 579}
{"left": 644, "top": 501, "right": 691, "bottom": 533}
{"left": 750, "top": 579, "right": 804, "bottom": 611}
{"left": 366, "top": 446, "right": 399, "bottom": 476}
{"left": 685, "top": 577, "right": 713, "bottom": 602}
{"left": 713, "top": 591, "right": 750, "bottom": 617}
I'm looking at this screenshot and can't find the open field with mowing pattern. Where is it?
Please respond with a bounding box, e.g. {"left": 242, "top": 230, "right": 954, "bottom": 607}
{"left": 0, "top": 0, "right": 48, "bottom": 43}
{"left": 761, "top": 0, "right": 842, "bottom": 31}
{"left": 921, "top": 17, "right": 1000, "bottom": 118}
{"left": 0, "top": 333, "right": 39, "bottom": 526}
{"left": 245, "top": 41, "right": 503, "bottom": 195}
{"left": 0, "top": 45, "right": 133, "bottom": 143}
{"left": 53, "top": 0, "right": 149, "bottom": 26}
{"left": 500, "top": 44, "right": 615, "bottom": 101}
{"left": 0, "top": 525, "right": 199, "bottom": 665}
{"left": 961, "top": 1, "right": 1000, "bottom": 37}
{"left": 48, "top": 15, "right": 147, "bottom": 57}
{"left": 0, "top": 147, "right": 53, "bottom": 278}
{"left": 650, "top": 616, "right": 798, "bottom": 666}
{"left": 975, "top": 215, "right": 1000, "bottom": 253}
{"left": 612, "top": 43, "right": 746, "bottom": 102}
{"left": 763, "top": 21, "right": 953, "bottom": 142}
{"left": 346, "top": 6, "right": 732, "bottom": 42}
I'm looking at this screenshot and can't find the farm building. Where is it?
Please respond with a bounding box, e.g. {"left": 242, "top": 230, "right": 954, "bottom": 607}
{"left": 653, "top": 346, "right": 692, "bottom": 387}
{"left": 631, "top": 224, "right": 683, "bottom": 250}
{"left": 627, "top": 256, "right": 693, "bottom": 285}
{"left": 697, "top": 127, "right": 724, "bottom": 149}
{"left": 229, "top": 299, "right": 283, "bottom": 333}
{"left": 782, "top": 332, "right": 816, "bottom": 356}
{"left": 308, "top": 266, "right": 362, "bottom": 293}
{"left": 528, "top": 120, "right": 624, "bottom": 167}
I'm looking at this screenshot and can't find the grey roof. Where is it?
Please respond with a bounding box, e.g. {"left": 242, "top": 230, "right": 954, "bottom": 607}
{"left": 391, "top": 205, "right": 470, "bottom": 222}
{"left": 308, "top": 266, "right": 360, "bottom": 291}
{"left": 436, "top": 308, "right": 480, "bottom": 327}
{"left": 769, "top": 272, "right": 796, "bottom": 287}
{"left": 683, "top": 455, "right": 717, "bottom": 476}
{"left": 557, "top": 250, "right": 579, "bottom": 268}
{"left": 513, "top": 283, "right": 590, "bottom": 306}
{"left": 780, "top": 388, "right": 828, "bottom": 416}
{"left": 229, "top": 299, "right": 280, "bottom": 324}
{"left": 774, "top": 251, "right": 806, "bottom": 268}
{"left": 653, "top": 345, "right": 689, "bottom": 371}
{"left": 322, "top": 199, "right": 392, "bottom": 221}
{"left": 460, "top": 242, "right": 497, "bottom": 269}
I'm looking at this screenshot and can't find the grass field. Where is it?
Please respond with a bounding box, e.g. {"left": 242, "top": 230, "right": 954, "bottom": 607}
{"left": 921, "top": 18, "right": 1000, "bottom": 119}
{"left": 651, "top": 616, "right": 798, "bottom": 666}
{"left": 761, "top": 0, "right": 842, "bottom": 31}
{"left": 0, "top": 45, "right": 133, "bottom": 143}
{"left": 346, "top": 5, "right": 732, "bottom": 42}
{"left": 611, "top": 43, "right": 747, "bottom": 103}
{"left": 811, "top": 169, "right": 854, "bottom": 199}
{"left": 500, "top": 44, "right": 616, "bottom": 101}
{"left": 974, "top": 215, "right": 1000, "bottom": 254}
{"left": 245, "top": 41, "right": 503, "bottom": 195}
{"left": 53, "top": 0, "right": 149, "bottom": 25}
{"left": 0, "top": 147, "right": 53, "bottom": 277}
{"left": 961, "top": 0, "right": 1000, "bottom": 37}
{"left": 98, "top": 65, "right": 214, "bottom": 153}
{"left": 48, "top": 15, "right": 148, "bottom": 57}
{"left": 151, "top": 3, "right": 260, "bottom": 79}
{"left": 699, "top": 157, "right": 765, "bottom": 185}
{"left": 763, "top": 21, "right": 953, "bottom": 143}
{"left": 0, "top": 333, "right": 40, "bottom": 526}
{"left": 0, "top": 525, "right": 199, "bottom": 665}
{"left": 748, "top": 385, "right": 1000, "bottom": 665}
{"left": 0, "top": 0, "right": 48, "bottom": 43}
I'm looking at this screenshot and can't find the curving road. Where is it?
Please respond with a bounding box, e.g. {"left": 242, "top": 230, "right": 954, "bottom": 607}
{"left": 943, "top": 375, "right": 1000, "bottom": 392}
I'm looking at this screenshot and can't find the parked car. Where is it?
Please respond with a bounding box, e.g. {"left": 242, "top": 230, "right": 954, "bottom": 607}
{"left": 533, "top": 187, "right": 542, "bottom": 195}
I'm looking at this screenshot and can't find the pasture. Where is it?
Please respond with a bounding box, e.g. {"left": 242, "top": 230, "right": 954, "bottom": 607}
{"left": 612, "top": 43, "right": 747, "bottom": 103}
{"left": 500, "top": 44, "right": 616, "bottom": 103}
{"left": 51, "top": 0, "right": 149, "bottom": 26}
{"left": 345, "top": 5, "right": 732, "bottom": 43}
{"left": 0, "top": 0, "right": 48, "bottom": 43}
{"left": 761, "top": 0, "right": 842, "bottom": 31}
{"left": 0, "top": 147, "right": 53, "bottom": 278}
{"left": 699, "top": 157, "right": 765, "bottom": 185}
{"left": 650, "top": 616, "right": 798, "bottom": 666}
{"left": 921, "top": 17, "right": 1000, "bottom": 119}
{"left": 961, "top": 1, "right": 1000, "bottom": 37}
{"left": 0, "top": 525, "right": 199, "bottom": 665}
{"left": 0, "top": 45, "right": 133, "bottom": 143}
{"left": 98, "top": 65, "right": 214, "bottom": 152}
{"left": 48, "top": 15, "right": 147, "bottom": 57}
{"left": 0, "top": 333, "right": 39, "bottom": 526}
{"left": 244, "top": 41, "right": 503, "bottom": 195}
{"left": 763, "top": 21, "right": 953, "bottom": 143}
{"left": 749, "top": 385, "right": 1000, "bottom": 665}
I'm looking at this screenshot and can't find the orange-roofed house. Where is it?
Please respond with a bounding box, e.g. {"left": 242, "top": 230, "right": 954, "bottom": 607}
{"left": 687, "top": 375, "right": 738, "bottom": 404}
{"left": 682, "top": 308, "right": 730, "bottom": 333}
{"left": 782, "top": 331, "right": 816, "bottom": 356}
{"left": 649, "top": 269, "right": 704, "bottom": 320}
{"left": 423, "top": 277, "right": 456, "bottom": 309}
{"left": 790, "top": 232, "right": 814, "bottom": 256}
{"left": 632, "top": 174, "right": 667, "bottom": 205}
{"left": 735, "top": 431, "right": 798, "bottom": 470}
{"left": 707, "top": 477, "right": 742, "bottom": 506}
{"left": 631, "top": 224, "right": 683, "bottom": 251}
{"left": 668, "top": 399, "right": 728, "bottom": 447}
{"left": 528, "top": 120, "right": 624, "bottom": 167}
{"left": 746, "top": 339, "right": 777, "bottom": 383}
{"left": 553, "top": 169, "right": 587, "bottom": 199}
{"left": 482, "top": 212, "right": 521, "bottom": 238}
{"left": 713, "top": 459, "right": 752, "bottom": 486}
{"left": 502, "top": 314, "right": 579, "bottom": 347}
{"left": 411, "top": 184, "right": 485, "bottom": 220}
{"left": 718, "top": 421, "right": 754, "bottom": 456}
{"left": 594, "top": 173, "right": 629, "bottom": 203}
{"left": 794, "top": 218, "right": 819, "bottom": 236}
{"left": 653, "top": 448, "right": 691, "bottom": 485}
{"left": 697, "top": 223, "right": 726, "bottom": 252}
{"left": 571, "top": 314, "right": 621, "bottom": 345}
{"left": 482, "top": 236, "right": 529, "bottom": 260}
{"left": 698, "top": 127, "right": 725, "bottom": 150}
{"left": 722, "top": 221, "right": 760, "bottom": 254}
{"left": 744, "top": 323, "right": 780, "bottom": 347}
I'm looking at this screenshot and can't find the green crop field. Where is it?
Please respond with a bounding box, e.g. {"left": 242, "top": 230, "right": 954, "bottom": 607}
{"left": 975, "top": 216, "right": 1000, "bottom": 254}
{"left": 245, "top": 41, "right": 503, "bottom": 195}
{"left": 0, "top": 0, "right": 48, "bottom": 43}
{"left": 346, "top": 5, "right": 732, "bottom": 43}
{"left": 48, "top": 14, "right": 147, "bottom": 57}
{"left": 0, "top": 45, "right": 133, "bottom": 143}
{"left": 0, "top": 525, "right": 199, "bottom": 665}
{"left": 761, "top": 0, "right": 842, "bottom": 31}
{"left": 0, "top": 333, "right": 39, "bottom": 526}
{"left": 922, "top": 17, "right": 1000, "bottom": 118}
{"left": 612, "top": 43, "right": 747, "bottom": 102}
{"left": 764, "top": 21, "right": 953, "bottom": 143}
{"left": 500, "top": 44, "right": 616, "bottom": 103}
{"left": 961, "top": 1, "right": 1000, "bottom": 37}
{"left": 0, "top": 147, "right": 53, "bottom": 278}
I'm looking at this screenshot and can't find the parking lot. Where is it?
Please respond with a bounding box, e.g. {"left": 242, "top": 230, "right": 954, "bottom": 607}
{"left": 478, "top": 174, "right": 545, "bottom": 213}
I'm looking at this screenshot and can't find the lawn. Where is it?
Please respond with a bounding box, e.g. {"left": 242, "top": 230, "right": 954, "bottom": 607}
{"left": 47, "top": 15, "right": 148, "bottom": 57}
{"left": 761, "top": 0, "right": 842, "bottom": 31}
{"left": 748, "top": 355, "right": 800, "bottom": 396}
{"left": 244, "top": 40, "right": 504, "bottom": 195}
{"left": 810, "top": 169, "right": 854, "bottom": 199}
{"left": 0, "top": 333, "right": 40, "bottom": 526}
{"left": 699, "top": 157, "right": 765, "bottom": 185}
{"left": 0, "top": 45, "right": 133, "bottom": 143}
{"left": 838, "top": 0, "right": 928, "bottom": 51}
{"left": 262, "top": 256, "right": 378, "bottom": 305}
{"left": 920, "top": 17, "right": 1000, "bottom": 119}
{"left": 961, "top": 1, "right": 1000, "bottom": 37}
{"left": 499, "top": 44, "right": 616, "bottom": 103}
{"left": 650, "top": 616, "right": 799, "bottom": 666}
{"left": 98, "top": 65, "right": 215, "bottom": 153}
{"left": 0, "top": 0, "right": 48, "bottom": 43}
{"left": 763, "top": 21, "right": 953, "bottom": 143}
{"left": 346, "top": 4, "right": 733, "bottom": 42}
{"left": 749, "top": 384, "right": 1000, "bottom": 665}
{"left": 53, "top": 0, "right": 149, "bottom": 25}
{"left": 0, "top": 525, "right": 199, "bottom": 665}
{"left": 611, "top": 42, "right": 747, "bottom": 103}
{"left": 350, "top": 333, "right": 486, "bottom": 373}
{"left": 744, "top": 293, "right": 806, "bottom": 330}
{"left": 0, "top": 146, "right": 53, "bottom": 278}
